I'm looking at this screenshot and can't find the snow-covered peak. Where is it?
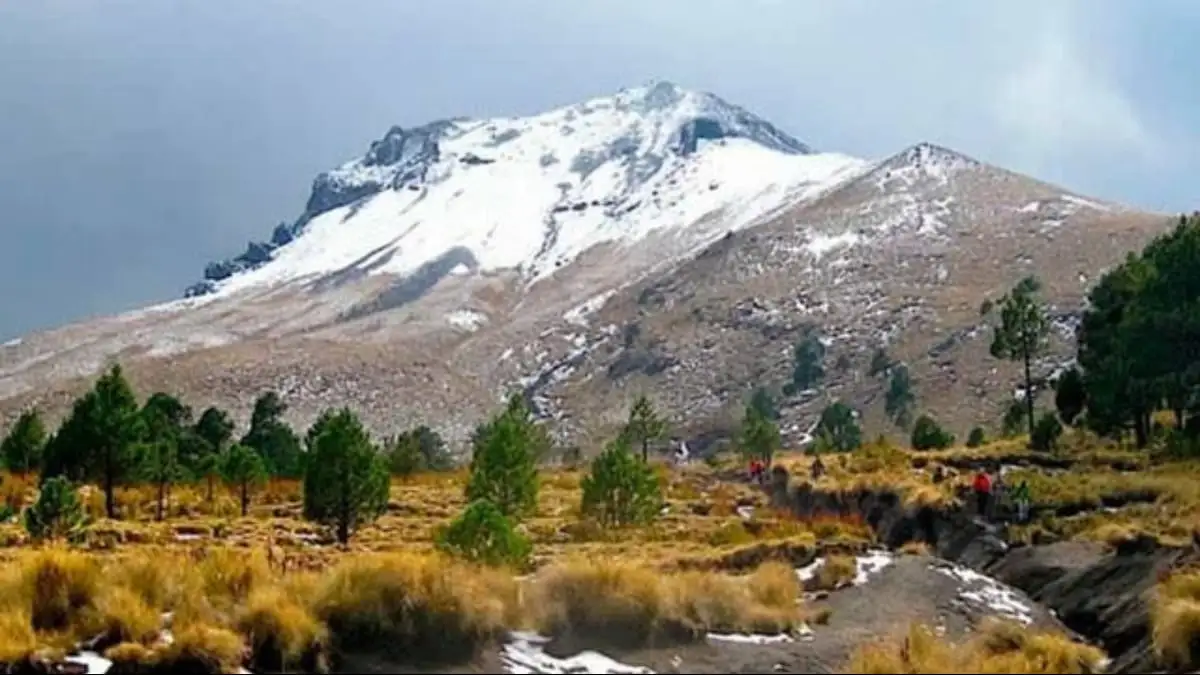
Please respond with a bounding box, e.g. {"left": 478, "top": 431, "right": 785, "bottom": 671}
{"left": 868, "top": 142, "right": 982, "bottom": 190}
{"left": 186, "top": 82, "right": 864, "bottom": 298}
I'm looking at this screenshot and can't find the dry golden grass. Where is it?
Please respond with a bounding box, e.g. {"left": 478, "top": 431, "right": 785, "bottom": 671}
{"left": 899, "top": 541, "right": 932, "bottom": 556}
{"left": 530, "top": 557, "right": 802, "bottom": 648}
{"left": 1152, "top": 568, "right": 1200, "bottom": 670}
{"left": 237, "top": 587, "right": 328, "bottom": 672}
{"left": 813, "top": 554, "right": 858, "bottom": 591}
{"left": 846, "top": 619, "right": 1106, "bottom": 673}
{"left": 312, "top": 552, "right": 517, "bottom": 661}
{"left": 0, "top": 431, "right": 1193, "bottom": 667}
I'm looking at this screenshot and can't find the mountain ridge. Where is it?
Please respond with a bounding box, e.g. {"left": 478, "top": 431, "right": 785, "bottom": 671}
{"left": 0, "top": 82, "right": 1173, "bottom": 454}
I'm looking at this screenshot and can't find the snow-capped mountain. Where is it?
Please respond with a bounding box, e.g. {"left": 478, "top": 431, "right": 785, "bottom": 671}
{"left": 186, "top": 80, "right": 864, "bottom": 299}
{"left": 0, "top": 82, "right": 1173, "bottom": 451}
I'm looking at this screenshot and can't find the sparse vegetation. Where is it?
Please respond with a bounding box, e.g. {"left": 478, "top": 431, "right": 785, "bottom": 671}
{"left": 910, "top": 414, "right": 954, "bottom": 451}
{"left": 740, "top": 401, "right": 781, "bottom": 464}
{"left": 815, "top": 401, "right": 862, "bottom": 452}
{"left": 885, "top": 364, "right": 916, "bottom": 429}
{"left": 436, "top": 499, "right": 532, "bottom": 568}
{"left": 24, "top": 476, "right": 85, "bottom": 542}
{"left": 786, "top": 325, "right": 826, "bottom": 395}
{"left": 580, "top": 435, "right": 662, "bottom": 528}
{"left": 623, "top": 395, "right": 668, "bottom": 462}
{"left": 466, "top": 394, "right": 542, "bottom": 519}
{"left": 966, "top": 426, "right": 986, "bottom": 448}
{"left": 846, "top": 619, "right": 1106, "bottom": 673}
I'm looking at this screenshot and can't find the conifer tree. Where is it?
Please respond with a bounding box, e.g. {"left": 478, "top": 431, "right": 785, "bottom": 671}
{"left": 302, "top": 408, "right": 389, "bottom": 544}
{"left": 1, "top": 409, "right": 46, "bottom": 474}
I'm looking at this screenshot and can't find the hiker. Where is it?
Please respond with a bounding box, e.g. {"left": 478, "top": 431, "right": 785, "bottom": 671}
{"left": 810, "top": 455, "right": 826, "bottom": 481}
{"left": 931, "top": 464, "right": 946, "bottom": 484}
{"left": 748, "top": 459, "right": 762, "bottom": 483}
{"left": 972, "top": 469, "right": 993, "bottom": 518}
{"left": 1011, "top": 479, "right": 1031, "bottom": 523}
{"left": 991, "top": 469, "right": 1008, "bottom": 520}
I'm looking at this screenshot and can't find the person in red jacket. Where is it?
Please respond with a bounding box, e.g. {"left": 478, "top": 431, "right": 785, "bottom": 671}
{"left": 972, "top": 470, "right": 993, "bottom": 518}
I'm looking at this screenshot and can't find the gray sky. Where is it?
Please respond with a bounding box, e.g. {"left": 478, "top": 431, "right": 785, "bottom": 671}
{"left": 1, "top": 0, "right": 1196, "bottom": 340}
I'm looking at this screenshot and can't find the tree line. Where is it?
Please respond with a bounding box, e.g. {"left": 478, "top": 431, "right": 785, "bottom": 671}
{"left": 0, "top": 371, "right": 681, "bottom": 565}
{"left": 0, "top": 366, "right": 452, "bottom": 543}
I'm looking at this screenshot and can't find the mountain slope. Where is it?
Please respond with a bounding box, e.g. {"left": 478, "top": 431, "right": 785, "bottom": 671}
{"left": 539, "top": 142, "right": 1169, "bottom": 446}
{"left": 0, "top": 84, "right": 1172, "bottom": 452}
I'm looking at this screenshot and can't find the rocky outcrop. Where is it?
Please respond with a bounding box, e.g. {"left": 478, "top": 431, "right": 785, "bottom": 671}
{"left": 766, "top": 472, "right": 1195, "bottom": 673}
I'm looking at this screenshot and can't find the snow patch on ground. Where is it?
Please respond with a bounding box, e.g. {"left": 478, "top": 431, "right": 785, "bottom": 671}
{"left": 564, "top": 290, "right": 616, "bottom": 326}
{"left": 931, "top": 562, "right": 1035, "bottom": 625}
{"left": 1061, "top": 194, "right": 1111, "bottom": 213}
{"left": 65, "top": 652, "right": 111, "bottom": 673}
{"left": 805, "top": 231, "right": 860, "bottom": 259}
{"left": 502, "top": 627, "right": 810, "bottom": 674}
{"left": 707, "top": 631, "right": 797, "bottom": 645}
{"left": 797, "top": 549, "right": 894, "bottom": 586}
{"left": 503, "top": 631, "right": 653, "bottom": 674}
{"left": 145, "top": 332, "right": 233, "bottom": 358}
{"left": 447, "top": 309, "right": 488, "bottom": 331}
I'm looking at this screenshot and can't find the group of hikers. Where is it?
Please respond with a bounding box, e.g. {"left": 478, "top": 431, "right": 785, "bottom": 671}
{"left": 970, "top": 467, "right": 1032, "bottom": 523}
{"left": 744, "top": 456, "right": 1031, "bottom": 524}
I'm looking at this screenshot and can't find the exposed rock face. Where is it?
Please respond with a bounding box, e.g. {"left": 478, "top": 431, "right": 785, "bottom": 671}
{"left": 769, "top": 475, "right": 1194, "bottom": 673}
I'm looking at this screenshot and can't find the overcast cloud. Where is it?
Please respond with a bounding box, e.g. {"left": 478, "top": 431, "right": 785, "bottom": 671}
{"left": 0, "top": 0, "right": 1195, "bottom": 339}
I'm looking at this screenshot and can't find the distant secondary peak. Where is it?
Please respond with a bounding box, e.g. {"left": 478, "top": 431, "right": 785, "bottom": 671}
{"left": 890, "top": 142, "right": 981, "bottom": 170}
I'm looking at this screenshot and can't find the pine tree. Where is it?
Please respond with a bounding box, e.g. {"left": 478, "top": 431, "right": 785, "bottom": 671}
{"left": 386, "top": 432, "right": 424, "bottom": 477}
{"left": 966, "top": 427, "right": 987, "bottom": 448}
{"left": 580, "top": 435, "right": 662, "bottom": 528}
{"left": 192, "top": 406, "right": 235, "bottom": 498}
{"left": 24, "top": 476, "right": 85, "bottom": 542}
{"left": 814, "top": 401, "right": 862, "bottom": 452}
{"left": 466, "top": 395, "right": 541, "bottom": 520}
{"left": 868, "top": 347, "right": 894, "bottom": 377}
{"left": 140, "top": 393, "right": 191, "bottom": 521}
{"left": 243, "top": 391, "right": 303, "bottom": 478}
{"left": 884, "top": 364, "right": 916, "bottom": 429}
{"left": 1054, "top": 367, "right": 1086, "bottom": 426}
{"left": 988, "top": 276, "right": 1051, "bottom": 441}
{"left": 383, "top": 425, "right": 452, "bottom": 476}
{"left": 436, "top": 499, "right": 532, "bottom": 568}
{"left": 1, "top": 409, "right": 46, "bottom": 474}
{"left": 740, "top": 402, "right": 781, "bottom": 465}
{"left": 89, "top": 364, "right": 144, "bottom": 519}
{"left": 221, "top": 443, "right": 267, "bottom": 517}
{"left": 41, "top": 393, "right": 98, "bottom": 483}
{"left": 302, "top": 408, "right": 389, "bottom": 545}
{"left": 749, "top": 387, "right": 780, "bottom": 421}
{"left": 789, "top": 328, "right": 826, "bottom": 393}
{"left": 910, "top": 414, "right": 954, "bottom": 450}
{"left": 623, "top": 395, "right": 667, "bottom": 462}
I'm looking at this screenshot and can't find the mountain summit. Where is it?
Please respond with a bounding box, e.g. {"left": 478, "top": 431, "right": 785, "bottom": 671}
{"left": 185, "top": 80, "right": 862, "bottom": 297}
{"left": 0, "top": 82, "right": 1171, "bottom": 451}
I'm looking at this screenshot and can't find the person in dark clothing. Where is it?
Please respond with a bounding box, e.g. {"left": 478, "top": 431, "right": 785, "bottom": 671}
{"left": 810, "top": 456, "right": 826, "bottom": 481}
{"left": 972, "top": 470, "right": 992, "bottom": 517}
{"left": 931, "top": 465, "right": 946, "bottom": 484}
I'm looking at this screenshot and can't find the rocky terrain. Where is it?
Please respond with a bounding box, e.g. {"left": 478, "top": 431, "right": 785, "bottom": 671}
{"left": 0, "top": 81, "right": 1173, "bottom": 453}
